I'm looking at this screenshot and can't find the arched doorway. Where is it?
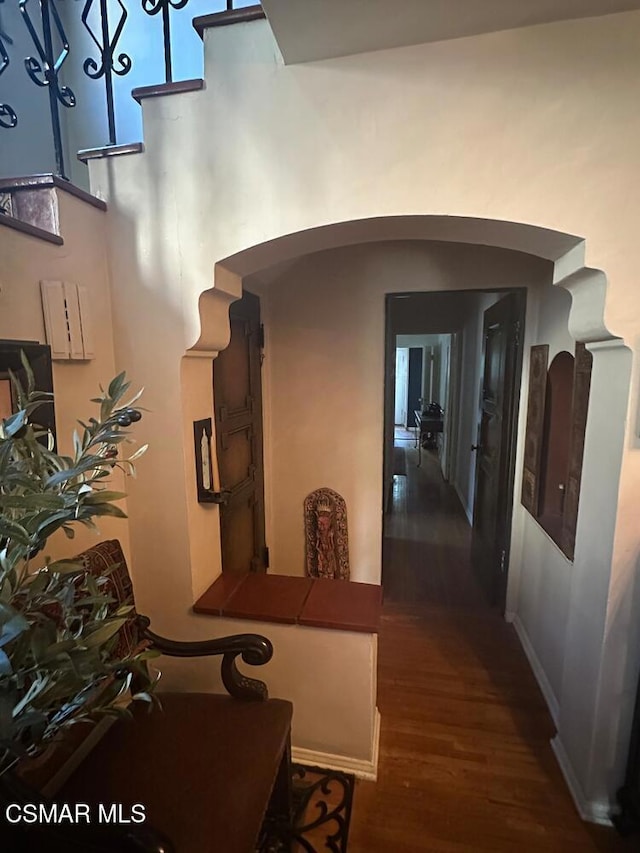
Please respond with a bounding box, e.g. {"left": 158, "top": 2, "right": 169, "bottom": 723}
{"left": 183, "top": 215, "right": 632, "bottom": 823}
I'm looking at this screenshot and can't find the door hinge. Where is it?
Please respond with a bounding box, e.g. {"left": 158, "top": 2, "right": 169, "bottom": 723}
{"left": 259, "top": 324, "right": 265, "bottom": 349}
{"left": 263, "top": 546, "right": 270, "bottom": 569}
{"left": 500, "top": 549, "right": 506, "bottom": 573}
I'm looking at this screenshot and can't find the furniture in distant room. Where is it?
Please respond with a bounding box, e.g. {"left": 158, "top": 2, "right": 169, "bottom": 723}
{"left": 414, "top": 407, "right": 444, "bottom": 466}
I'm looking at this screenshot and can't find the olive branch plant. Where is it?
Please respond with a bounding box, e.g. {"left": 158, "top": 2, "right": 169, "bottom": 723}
{"left": 0, "top": 357, "right": 158, "bottom": 778}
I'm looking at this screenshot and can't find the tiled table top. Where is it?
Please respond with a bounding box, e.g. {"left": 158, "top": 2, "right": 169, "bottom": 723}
{"left": 222, "top": 574, "right": 314, "bottom": 625}
{"left": 194, "top": 572, "right": 382, "bottom": 634}
{"left": 298, "top": 577, "right": 382, "bottom": 632}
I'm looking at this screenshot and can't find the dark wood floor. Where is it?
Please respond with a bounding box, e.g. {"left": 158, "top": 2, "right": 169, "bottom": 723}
{"left": 348, "top": 445, "right": 634, "bottom": 852}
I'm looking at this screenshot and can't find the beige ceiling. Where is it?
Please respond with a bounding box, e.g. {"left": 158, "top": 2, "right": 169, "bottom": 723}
{"left": 261, "top": 0, "right": 640, "bottom": 63}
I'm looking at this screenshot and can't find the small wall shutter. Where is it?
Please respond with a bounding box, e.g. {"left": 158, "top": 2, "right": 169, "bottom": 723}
{"left": 560, "top": 342, "right": 593, "bottom": 560}
{"left": 76, "top": 285, "right": 95, "bottom": 359}
{"left": 41, "top": 281, "right": 94, "bottom": 361}
{"left": 521, "top": 344, "right": 549, "bottom": 513}
{"left": 40, "top": 281, "right": 70, "bottom": 360}
{"left": 64, "top": 282, "right": 84, "bottom": 360}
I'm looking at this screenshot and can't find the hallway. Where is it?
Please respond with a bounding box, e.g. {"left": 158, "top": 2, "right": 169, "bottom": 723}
{"left": 348, "top": 445, "right": 633, "bottom": 852}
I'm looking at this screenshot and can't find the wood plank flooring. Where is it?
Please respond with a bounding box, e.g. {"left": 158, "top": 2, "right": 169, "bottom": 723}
{"left": 348, "top": 446, "right": 634, "bottom": 852}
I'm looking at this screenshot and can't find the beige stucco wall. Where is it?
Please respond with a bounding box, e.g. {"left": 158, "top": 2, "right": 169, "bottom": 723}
{"left": 158, "top": 615, "right": 378, "bottom": 770}
{"left": 0, "top": 191, "right": 131, "bottom": 563}
{"left": 83, "top": 9, "right": 640, "bottom": 816}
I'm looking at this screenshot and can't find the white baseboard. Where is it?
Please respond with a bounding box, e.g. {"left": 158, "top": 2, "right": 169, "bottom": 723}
{"left": 512, "top": 615, "right": 560, "bottom": 728}
{"left": 453, "top": 482, "right": 473, "bottom": 525}
{"left": 551, "top": 735, "right": 613, "bottom": 826}
{"left": 292, "top": 709, "right": 381, "bottom": 782}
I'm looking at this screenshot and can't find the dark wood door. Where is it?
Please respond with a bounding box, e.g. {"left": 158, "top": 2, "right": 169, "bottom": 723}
{"left": 213, "top": 290, "right": 267, "bottom": 573}
{"left": 471, "top": 292, "right": 525, "bottom": 606}
{"left": 407, "top": 347, "right": 423, "bottom": 428}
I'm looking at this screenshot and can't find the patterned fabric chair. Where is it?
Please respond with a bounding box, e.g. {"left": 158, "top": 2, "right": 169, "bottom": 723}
{"left": 10, "top": 540, "right": 293, "bottom": 853}
{"left": 77, "top": 538, "right": 144, "bottom": 659}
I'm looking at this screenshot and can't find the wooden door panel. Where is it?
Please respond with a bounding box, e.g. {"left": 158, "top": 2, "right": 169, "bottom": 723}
{"left": 221, "top": 496, "right": 258, "bottom": 575}
{"left": 219, "top": 425, "right": 254, "bottom": 490}
{"left": 471, "top": 292, "right": 525, "bottom": 606}
{"left": 216, "top": 317, "right": 253, "bottom": 415}
{"left": 479, "top": 412, "right": 501, "bottom": 463}
{"left": 483, "top": 328, "right": 505, "bottom": 402}
{"left": 521, "top": 345, "right": 549, "bottom": 514}
{"left": 213, "top": 291, "right": 267, "bottom": 573}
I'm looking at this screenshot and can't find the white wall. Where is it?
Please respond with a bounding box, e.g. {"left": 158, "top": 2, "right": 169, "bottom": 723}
{"left": 394, "top": 346, "right": 409, "bottom": 425}
{"left": 82, "top": 9, "right": 640, "bottom": 817}
{"left": 511, "top": 285, "right": 575, "bottom": 707}
{"left": 0, "top": 190, "right": 131, "bottom": 563}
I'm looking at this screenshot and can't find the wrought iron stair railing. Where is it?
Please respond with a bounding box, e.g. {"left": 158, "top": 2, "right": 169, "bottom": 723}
{"left": 0, "top": 0, "right": 236, "bottom": 181}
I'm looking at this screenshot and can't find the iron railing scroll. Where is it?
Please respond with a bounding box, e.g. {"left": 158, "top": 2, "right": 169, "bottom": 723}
{"left": 1, "top": 0, "right": 239, "bottom": 177}
{"left": 141, "top": 0, "right": 189, "bottom": 84}
{"left": 19, "top": 0, "right": 76, "bottom": 178}
{"left": 0, "top": 0, "right": 17, "bottom": 127}
{"left": 81, "top": 0, "right": 131, "bottom": 145}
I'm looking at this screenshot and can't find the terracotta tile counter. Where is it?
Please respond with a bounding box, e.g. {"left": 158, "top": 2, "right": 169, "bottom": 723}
{"left": 194, "top": 573, "right": 382, "bottom": 634}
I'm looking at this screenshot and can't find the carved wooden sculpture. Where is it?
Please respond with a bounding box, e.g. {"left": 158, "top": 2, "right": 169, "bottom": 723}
{"left": 304, "top": 488, "right": 350, "bottom": 580}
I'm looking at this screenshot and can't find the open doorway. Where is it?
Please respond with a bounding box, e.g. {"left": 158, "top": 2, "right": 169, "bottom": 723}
{"left": 383, "top": 289, "right": 526, "bottom": 610}
{"left": 393, "top": 333, "right": 454, "bottom": 470}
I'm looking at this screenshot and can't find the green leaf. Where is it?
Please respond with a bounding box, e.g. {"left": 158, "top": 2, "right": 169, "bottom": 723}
{"left": 72, "top": 429, "right": 83, "bottom": 460}
{"left": 33, "top": 509, "right": 76, "bottom": 538}
{"left": 20, "top": 349, "right": 35, "bottom": 394}
{"left": 84, "top": 503, "right": 128, "bottom": 519}
{"left": 107, "top": 373, "right": 126, "bottom": 400}
{"left": 0, "top": 650, "right": 11, "bottom": 675}
{"left": 87, "top": 431, "right": 128, "bottom": 449}
{"left": 128, "top": 444, "right": 148, "bottom": 462}
{"left": 121, "top": 388, "right": 145, "bottom": 410}
{"left": 7, "top": 368, "right": 27, "bottom": 411}
{"left": 0, "top": 609, "right": 28, "bottom": 647}
{"left": 82, "top": 491, "right": 127, "bottom": 505}
{"left": 0, "top": 518, "right": 31, "bottom": 546}
{"left": 41, "top": 640, "right": 79, "bottom": 661}
{"left": 46, "top": 560, "right": 85, "bottom": 575}
{"left": 82, "top": 619, "right": 127, "bottom": 649}
{"left": 44, "top": 455, "right": 108, "bottom": 488}
{"left": 2, "top": 410, "right": 27, "bottom": 439}
{"left": 0, "top": 494, "right": 66, "bottom": 511}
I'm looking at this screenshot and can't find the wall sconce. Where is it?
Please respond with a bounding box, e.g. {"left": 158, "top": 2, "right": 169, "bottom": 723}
{"left": 193, "top": 418, "right": 229, "bottom": 505}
